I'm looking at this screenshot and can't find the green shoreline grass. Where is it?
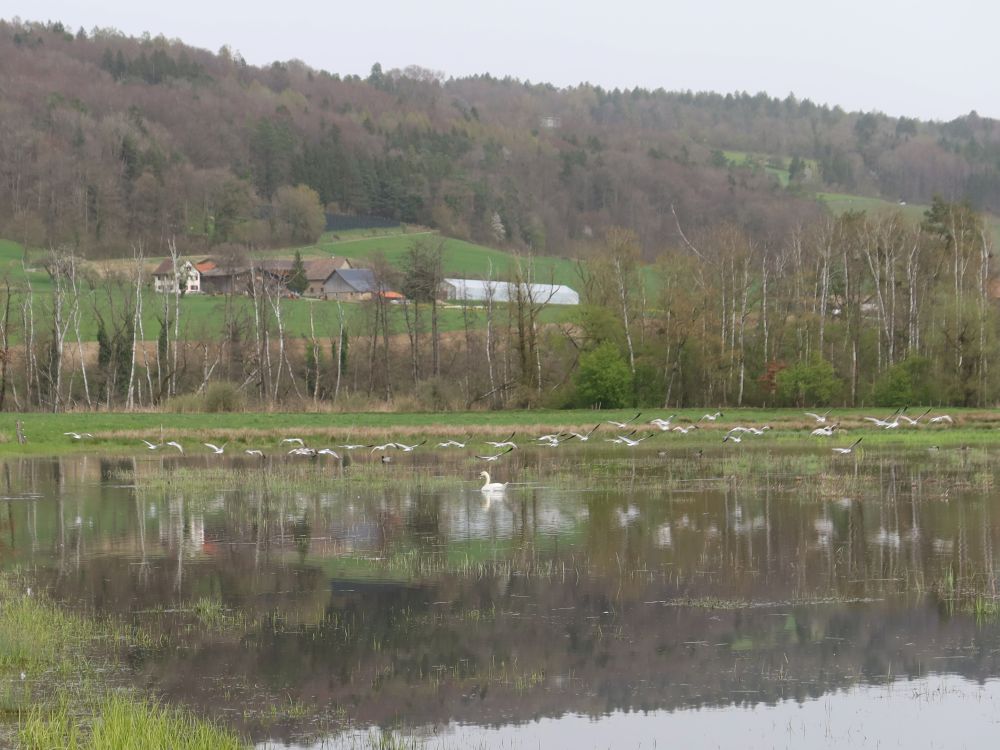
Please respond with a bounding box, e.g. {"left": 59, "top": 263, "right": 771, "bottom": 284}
{"left": 0, "top": 573, "right": 247, "bottom": 749}
{"left": 0, "top": 407, "right": 998, "bottom": 456}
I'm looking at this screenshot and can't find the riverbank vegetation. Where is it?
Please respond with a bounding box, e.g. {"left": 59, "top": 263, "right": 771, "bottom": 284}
{"left": 0, "top": 573, "right": 247, "bottom": 748}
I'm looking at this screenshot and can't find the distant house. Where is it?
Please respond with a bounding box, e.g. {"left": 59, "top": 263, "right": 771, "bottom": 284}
{"left": 258, "top": 259, "right": 294, "bottom": 283}
{"left": 152, "top": 259, "right": 202, "bottom": 294}
{"left": 198, "top": 260, "right": 251, "bottom": 295}
{"left": 439, "top": 278, "right": 579, "bottom": 305}
{"left": 304, "top": 257, "right": 353, "bottom": 298}
{"left": 323, "top": 268, "right": 403, "bottom": 301}
{"left": 324, "top": 268, "right": 379, "bottom": 301}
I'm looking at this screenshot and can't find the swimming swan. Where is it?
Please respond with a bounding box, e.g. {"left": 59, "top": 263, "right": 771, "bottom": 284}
{"left": 479, "top": 471, "right": 507, "bottom": 492}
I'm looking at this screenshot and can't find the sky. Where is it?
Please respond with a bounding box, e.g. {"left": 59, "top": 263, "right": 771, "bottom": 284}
{"left": 11, "top": 0, "right": 1000, "bottom": 121}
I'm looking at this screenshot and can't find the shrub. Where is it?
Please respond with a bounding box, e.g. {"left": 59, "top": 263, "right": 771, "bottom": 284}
{"left": 776, "top": 357, "right": 841, "bottom": 406}
{"left": 575, "top": 342, "right": 633, "bottom": 408}
{"left": 413, "top": 377, "right": 462, "bottom": 411}
{"left": 204, "top": 382, "right": 243, "bottom": 413}
{"left": 872, "top": 356, "right": 935, "bottom": 406}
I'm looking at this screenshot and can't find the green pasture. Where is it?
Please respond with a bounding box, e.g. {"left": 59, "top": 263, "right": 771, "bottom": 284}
{"left": 816, "top": 191, "right": 928, "bottom": 221}
{"left": 723, "top": 150, "right": 790, "bottom": 186}
{"left": 306, "top": 231, "right": 583, "bottom": 288}
{"left": 0, "top": 237, "right": 580, "bottom": 343}
{"left": 302, "top": 230, "right": 659, "bottom": 298}
{"left": 0, "top": 407, "right": 996, "bottom": 457}
{"left": 722, "top": 150, "right": 820, "bottom": 188}
{"left": 817, "top": 192, "right": 1000, "bottom": 246}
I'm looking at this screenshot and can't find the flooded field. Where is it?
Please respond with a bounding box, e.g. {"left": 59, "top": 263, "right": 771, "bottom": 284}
{"left": 6, "top": 443, "right": 1000, "bottom": 748}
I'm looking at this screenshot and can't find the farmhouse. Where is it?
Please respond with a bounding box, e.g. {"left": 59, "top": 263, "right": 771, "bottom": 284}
{"left": 152, "top": 259, "right": 202, "bottom": 294}
{"left": 439, "top": 278, "right": 579, "bottom": 305}
{"left": 324, "top": 268, "right": 379, "bottom": 301}
{"left": 197, "top": 260, "right": 253, "bottom": 295}
{"left": 257, "top": 259, "right": 294, "bottom": 282}
{"left": 304, "top": 257, "right": 353, "bottom": 298}
{"left": 152, "top": 253, "right": 365, "bottom": 299}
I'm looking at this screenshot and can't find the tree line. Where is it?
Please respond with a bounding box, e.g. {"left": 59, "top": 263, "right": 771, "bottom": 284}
{"left": 0, "top": 197, "right": 994, "bottom": 412}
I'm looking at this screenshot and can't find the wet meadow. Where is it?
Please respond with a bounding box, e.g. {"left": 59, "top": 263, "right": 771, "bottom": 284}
{"left": 5, "top": 412, "right": 1000, "bottom": 748}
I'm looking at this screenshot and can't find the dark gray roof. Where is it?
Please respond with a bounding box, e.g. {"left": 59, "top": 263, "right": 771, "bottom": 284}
{"left": 333, "top": 268, "right": 377, "bottom": 293}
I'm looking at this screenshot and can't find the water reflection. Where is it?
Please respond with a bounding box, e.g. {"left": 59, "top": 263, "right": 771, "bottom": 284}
{"left": 3, "top": 447, "right": 1000, "bottom": 745}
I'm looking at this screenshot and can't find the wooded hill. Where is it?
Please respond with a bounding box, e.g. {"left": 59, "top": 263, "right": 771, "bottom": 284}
{"left": 4, "top": 18, "right": 1000, "bottom": 260}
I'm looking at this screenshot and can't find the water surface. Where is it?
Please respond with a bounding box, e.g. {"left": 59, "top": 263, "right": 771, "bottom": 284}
{"left": 5, "top": 445, "right": 1000, "bottom": 747}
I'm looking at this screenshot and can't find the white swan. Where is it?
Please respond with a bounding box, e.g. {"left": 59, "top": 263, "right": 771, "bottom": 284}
{"left": 480, "top": 471, "right": 507, "bottom": 492}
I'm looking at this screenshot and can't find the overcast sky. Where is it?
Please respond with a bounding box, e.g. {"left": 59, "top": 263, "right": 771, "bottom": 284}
{"left": 11, "top": 0, "right": 998, "bottom": 121}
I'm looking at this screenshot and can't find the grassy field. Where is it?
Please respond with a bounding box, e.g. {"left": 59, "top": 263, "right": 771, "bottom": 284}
{"left": 0, "top": 236, "right": 580, "bottom": 343}
{"left": 817, "top": 192, "right": 1000, "bottom": 247}
{"left": 0, "top": 408, "right": 997, "bottom": 456}
{"left": 721, "top": 150, "right": 821, "bottom": 188}
{"left": 816, "top": 191, "right": 928, "bottom": 221}
{"left": 717, "top": 152, "right": 1000, "bottom": 245}
{"left": 306, "top": 232, "right": 584, "bottom": 289}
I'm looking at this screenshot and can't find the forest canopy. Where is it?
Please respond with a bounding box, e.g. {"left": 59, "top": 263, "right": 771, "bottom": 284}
{"left": 2, "top": 19, "right": 999, "bottom": 261}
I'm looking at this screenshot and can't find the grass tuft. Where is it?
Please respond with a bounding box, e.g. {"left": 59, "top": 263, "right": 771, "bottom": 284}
{"left": 20, "top": 693, "right": 246, "bottom": 750}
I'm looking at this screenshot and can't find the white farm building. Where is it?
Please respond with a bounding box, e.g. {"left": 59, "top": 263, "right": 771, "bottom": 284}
{"left": 440, "top": 278, "right": 579, "bottom": 305}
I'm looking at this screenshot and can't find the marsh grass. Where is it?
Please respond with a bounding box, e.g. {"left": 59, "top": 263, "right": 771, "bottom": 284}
{"left": 115, "top": 434, "right": 997, "bottom": 507}
{"left": 969, "top": 596, "right": 1000, "bottom": 622}
{"left": 4, "top": 408, "right": 1000, "bottom": 457}
{"left": 19, "top": 693, "right": 246, "bottom": 750}
{"left": 0, "top": 575, "right": 249, "bottom": 749}
{"left": 191, "top": 597, "right": 247, "bottom": 632}
{"left": 120, "top": 464, "right": 470, "bottom": 495}
{"left": 0, "top": 576, "right": 118, "bottom": 676}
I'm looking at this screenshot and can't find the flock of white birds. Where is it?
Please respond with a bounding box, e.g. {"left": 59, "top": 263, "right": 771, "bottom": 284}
{"left": 61, "top": 407, "right": 956, "bottom": 493}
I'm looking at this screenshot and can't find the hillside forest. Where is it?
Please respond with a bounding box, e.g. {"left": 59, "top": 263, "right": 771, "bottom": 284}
{"left": 2, "top": 19, "right": 1000, "bottom": 412}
